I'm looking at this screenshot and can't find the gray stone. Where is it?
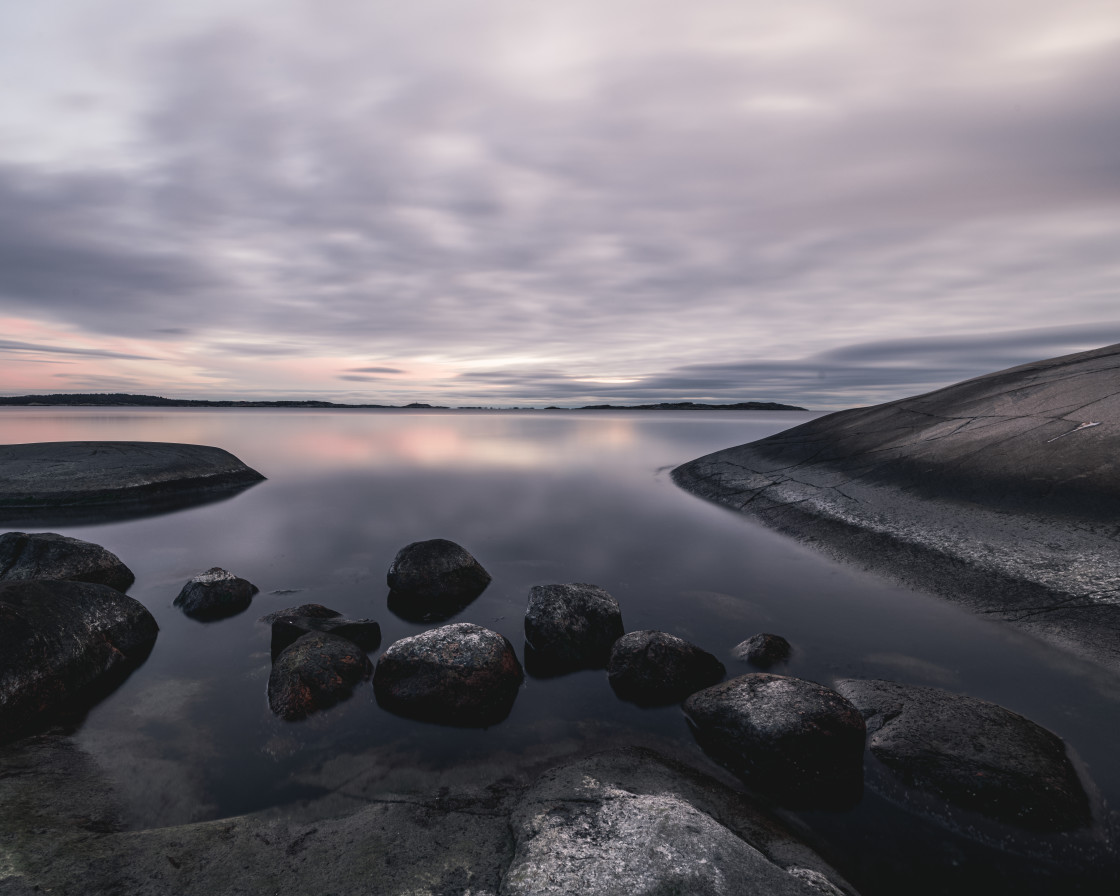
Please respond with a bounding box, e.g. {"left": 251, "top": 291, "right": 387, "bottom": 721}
{"left": 373, "top": 622, "right": 523, "bottom": 726}
{"left": 258, "top": 603, "right": 342, "bottom": 625}
{"left": 385, "top": 538, "right": 491, "bottom": 622}
{"left": 683, "top": 673, "right": 865, "bottom": 807}
{"left": 174, "top": 567, "right": 258, "bottom": 621}
{"left": 0, "top": 580, "right": 158, "bottom": 737}
{"left": 607, "top": 630, "right": 725, "bottom": 705}
{"left": 268, "top": 632, "right": 373, "bottom": 720}
{"left": 733, "top": 632, "right": 792, "bottom": 668}
{"left": 834, "top": 678, "right": 1092, "bottom": 831}
{"left": 672, "top": 343, "right": 1120, "bottom": 675}
{"left": 0, "top": 531, "right": 134, "bottom": 591}
{"left": 524, "top": 582, "right": 624, "bottom": 676}
{"left": 270, "top": 615, "right": 381, "bottom": 659}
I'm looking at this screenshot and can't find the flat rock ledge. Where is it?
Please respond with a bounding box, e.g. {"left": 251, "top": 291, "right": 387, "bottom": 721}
{"left": 673, "top": 343, "right": 1120, "bottom": 676}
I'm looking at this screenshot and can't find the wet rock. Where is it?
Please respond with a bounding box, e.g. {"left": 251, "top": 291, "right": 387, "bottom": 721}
{"left": 733, "top": 632, "right": 792, "bottom": 668}
{"left": 523, "top": 583, "right": 623, "bottom": 676}
{"left": 0, "top": 532, "right": 135, "bottom": 592}
{"left": 258, "top": 603, "right": 342, "bottom": 625}
{"left": 386, "top": 539, "right": 491, "bottom": 622}
{"left": 0, "top": 580, "right": 158, "bottom": 737}
{"left": 834, "top": 678, "right": 1092, "bottom": 831}
{"left": 271, "top": 616, "right": 381, "bottom": 660}
{"left": 504, "top": 747, "right": 858, "bottom": 896}
{"left": 607, "top": 630, "right": 725, "bottom": 706}
{"left": 684, "top": 674, "right": 865, "bottom": 808}
{"left": 174, "top": 567, "right": 258, "bottom": 620}
{"left": 268, "top": 632, "right": 373, "bottom": 721}
{"left": 374, "top": 623, "right": 522, "bottom": 726}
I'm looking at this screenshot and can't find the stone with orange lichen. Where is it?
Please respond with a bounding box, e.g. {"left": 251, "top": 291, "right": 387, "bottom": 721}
{"left": 268, "top": 632, "right": 373, "bottom": 721}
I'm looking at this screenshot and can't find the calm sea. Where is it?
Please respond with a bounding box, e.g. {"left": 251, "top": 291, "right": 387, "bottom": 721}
{"left": 2, "top": 408, "right": 1116, "bottom": 892}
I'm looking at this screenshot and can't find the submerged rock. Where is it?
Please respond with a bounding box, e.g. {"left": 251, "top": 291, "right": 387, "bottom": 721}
{"left": 373, "top": 623, "right": 522, "bottom": 726}
{"left": 523, "top": 582, "right": 624, "bottom": 676}
{"left": 733, "top": 632, "right": 792, "bottom": 668}
{"left": 271, "top": 616, "right": 381, "bottom": 660}
{"left": 174, "top": 567, "right": 258, "bottom": 620}
{"left": 684, "top": 673, "right": 865, "bottom": 808}
{"left": 834, "top": 678, "right": 1092, "bottom": 831}
{"left": 268, "top": 632, "right": 373, "bottom": 721}
{"left": 386, "top": 539, "right": 491, "bottom": 622}
{"left": 0, "top": 531, "right": 135, "bottom": 592}
{"left": 0, "top": 580, "right": 158, "bottom": 737}
{"left": 258, "top": 603, "right": 342, "bottom": 625}
{"left": 607, "top": 630, "right": 725, "bottom": 705}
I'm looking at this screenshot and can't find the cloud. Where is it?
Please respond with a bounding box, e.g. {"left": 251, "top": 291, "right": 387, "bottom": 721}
{"left": 0, "top": 338, "right": 160, "bottom": 362}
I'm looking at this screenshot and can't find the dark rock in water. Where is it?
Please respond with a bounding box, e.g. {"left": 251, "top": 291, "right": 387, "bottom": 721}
{"left": 385, "top": 539, "right": 491, "bottom": 622}
{"left": 684, "top": 673, "right": 865, "bottom": 808}
{"left": 733, "top": 632, "right": 792, "bottom": 668}
{"left": 0, "top": 532, "right": 135, "bottom": 592}
{"left": 834, "top": 678, "right": 1092, "bottom": 831}
{"left": 173, "top": 567, "right": 258, "bottom": 620}
{"left": 0, "top": 580, "right": 158, "bottom": 737}
{"left": 373, "top": 623, "right": 522, "bottom": 726}
{"left": 258, "top": 603, "right": 342, "bottom": 625}
{"left": 607, "top": 630, "right": 725, "bottom": 706}
{"left": 271, "top": 616, "right": 381, "bottom": 660}
{"left": 524, "top": 582, "right": 624, "bottom": 676}
{"left": 505, "top": 747, "right": 858, "bottom": 896}
{"left": 268, "top": 632, "right": 373, "bottom": 721}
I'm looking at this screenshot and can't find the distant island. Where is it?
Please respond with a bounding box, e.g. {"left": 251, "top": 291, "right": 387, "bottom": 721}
{"left": 0, "top": 393, "right": 805, "bottom": 411}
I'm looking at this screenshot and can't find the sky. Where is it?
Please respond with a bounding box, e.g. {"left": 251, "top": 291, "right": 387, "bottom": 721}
{"left": 1, "top": 1, "right": 1118, "bottom": 409}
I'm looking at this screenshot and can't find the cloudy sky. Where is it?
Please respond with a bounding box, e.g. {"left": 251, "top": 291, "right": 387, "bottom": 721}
{"left": 1, "top": 1, "right": 1118, "bottom": 408}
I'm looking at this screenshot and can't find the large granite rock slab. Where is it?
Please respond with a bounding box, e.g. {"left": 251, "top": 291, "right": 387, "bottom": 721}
{"left": 0, "top": 580, "right": 158, "bottom": 737}
{"left": 673, "top": 343, "right": 1120, "bottom": 674}
{"left": 0, "top": 532, "right": 134, "bottom": 592}
{"left": 0, "top": 441, "right": 265, "bottom": 525}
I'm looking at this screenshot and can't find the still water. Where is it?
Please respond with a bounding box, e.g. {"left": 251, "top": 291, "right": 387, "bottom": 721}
{"left": 2, "top": 408, "right": 1117, "bottom": 892}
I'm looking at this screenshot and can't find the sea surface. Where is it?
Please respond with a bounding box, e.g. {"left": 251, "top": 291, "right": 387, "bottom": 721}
{"left": 2, "top": 407, "right": 1117, "bottom": 893}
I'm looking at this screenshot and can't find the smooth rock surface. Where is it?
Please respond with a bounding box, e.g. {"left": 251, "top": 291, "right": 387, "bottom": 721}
{"left": 270, "top": 615, "right": 381, "bottom": 659}
{"left": 684, "top": 673, "right": 866, "bottom": 807}
{"left": 0, "top": 580, "right": 158, "bottom": 737}
{"left": 268, "top": 632, "right": 374, "bottom": 720}
{"left": 374, "top": 622, "right": 523, "bottom": 726}
{"left": 834, "top": 678, "right": 1092, "bottom": 831}
{"left": 733, "top": 632, "right": 792, "bottom": 668}
{"left": 673, "top": 344, "right": 1120, "bottom": 675}
{"left": 174, "top": 567, "right": 258, "bottom": 620}
{"left": 607, "top": 630, "right": 725, "bottom": 705}
{"left": 524, "top": 582, "right": 624, "bottom": 676}
{"left": 385, "top": 538, "right": 491, "bottom": 621}
{"left": 0, "top": 531, "right": 135, "bottom": 591}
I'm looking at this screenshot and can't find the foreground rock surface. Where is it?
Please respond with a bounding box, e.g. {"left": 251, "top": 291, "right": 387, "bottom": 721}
{"left": 174, "top": 567, "right": 258, "bottom": 620}
{"left": 672, "top": 344, "right": 1120, "bottom": 674}
{"left": 834, "top": 678, "right": 1092, "bottom": 831}
{"left": 268, "top": 632, "right": 373, "bottom": 720}
{"left": 386, "top": 539, "right": 491, "bottom": 621}
{"left": 374, "top": 622, "right": 523, "bottom": 726}
{"left": 524, "top": 582, "right": 624, "bottom": 675}
{"left": 684, "top": 673, "right": 866, "bottom": 807}
{"left": 0, "top": 531, "right": 135, "bottom": 591}
{"left": 607, "top": 630, "right": 725, "bottom": 705}
{"left": 0, "top": 580, "right": 158, "bottom": 737}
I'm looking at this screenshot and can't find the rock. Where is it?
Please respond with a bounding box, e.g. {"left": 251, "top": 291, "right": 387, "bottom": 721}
{"left": 373, "top": 623, "right": 523, "bottom": 726}
{"left": 523, "top": 583, "right": 624, "bottom": 676}
{"left": 504, "top": 747, "right": 858, "bottom": 896}
{"left": 607, "top": 630, "right": 725, "bottom": 706}
{"left": 683, "top": 674, "right": 865, "bottom": 808}
{"left": 174, "top": 567, "right": 258, "bottom": 620}
{"left": 733, "top": 632, "right": 792, "bottom": 668}
{"left": 834, "top": 678, "right": 1092, "bottom": 831}
{"left": 0, "top": 532, "right": 134, "bottom": 592}
{"left": 258, "top": 603, "right": 342, "bottom": 625}
{"left": 268, "top": 632, "right": 373, "bottom": 721}
{"left": 271, "top": 616, "right": 381, "bottom": 660}
{"left": 0, "top": 580, "right": 158, "bottom": 737}
{"left": 385, "top": 539, "right": 491, "bottom": 622}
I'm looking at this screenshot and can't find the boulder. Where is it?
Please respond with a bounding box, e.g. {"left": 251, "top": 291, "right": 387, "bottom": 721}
{"left": 385, "top": 539, "right": 491, "bottom": 622}
{"left": 268, "top": 632, "right": 373, "bottom": 721}
{"left": 504, "top": 747, "right": 858, "bottom": 896}
{"left": 174, "top": 567, "right": 258, "bottom": 620}
{"left": 683, "top": 674, "right": 865, "bottom": 808}
{"left": 733, "top": 632, "right": 792, "bottom": 668}
{"left": 0, "top": 580, "right": 158, "bottom": 737}
{"left": 0, "top": 532, "right": 135, "bottom": 592}
{"left": 523, "top": 583, "right": 623, "bottom": 676}
{"left": 834, "top": 679, "right": 1092, "bottom": 831}
{"left": 373, "top": 623, "right": 523, "bottom": 726}
{"left": 258, "top": 603, "right": 342, "bottom": 625}
{"left": 271, "top": 616, "right": 381, "bottom": 660}
{"left": 607, "top": 630, "right": 725, "bottom": 706}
